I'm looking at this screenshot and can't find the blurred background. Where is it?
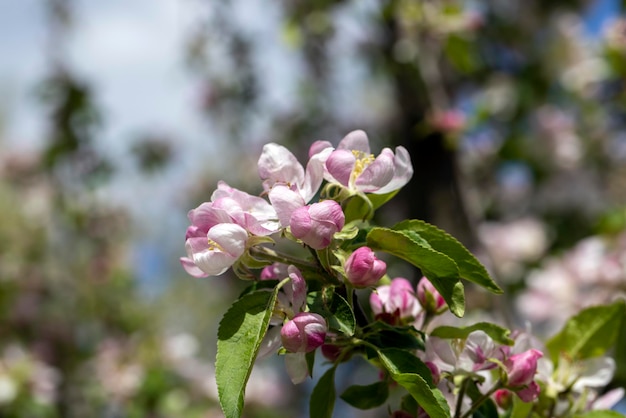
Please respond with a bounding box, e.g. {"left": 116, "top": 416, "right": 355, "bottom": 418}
{"left": 1, "top": 0, "right": 626, "bottom": 416}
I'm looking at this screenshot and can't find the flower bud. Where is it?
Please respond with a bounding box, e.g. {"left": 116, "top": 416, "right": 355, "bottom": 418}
{"left": 504, "top": 348, "right": 543, "bottom": 387}
{"left": 416, "top": 277, "right": 446, "bottom": 313}
{"left": 281, "top": 312, "right": 327, "bottom": 353}
{"left": 344, "top": 247, "right": 387, "bottom": 287}
{"left": 290, "top": 200, "right": 345, "bottom": 249}
{"left": 494, "top": 389, "right": 513, "bottom": 410}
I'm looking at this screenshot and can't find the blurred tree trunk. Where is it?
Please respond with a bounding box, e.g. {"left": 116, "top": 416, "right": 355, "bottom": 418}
{"left": 381, "top": 12, "right": 477, "bottom": 249}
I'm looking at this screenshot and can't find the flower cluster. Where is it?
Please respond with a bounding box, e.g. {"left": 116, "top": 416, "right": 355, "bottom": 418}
{"left": 181, "top": 130, "right": 411, "bottom": 278}
{"left": 180, "top": 131, "right": 624, "bottom": 418}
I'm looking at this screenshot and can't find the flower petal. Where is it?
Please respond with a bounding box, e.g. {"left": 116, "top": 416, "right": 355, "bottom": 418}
{"left": 208, "top": 223, "right": 248, "bottom": 256}
{"left": 180, "top": 256, "right": 208, "bottom": 278}
{"left": 268, "top": 185, "right": 305, "bottom": 227}
{"left": 258, "top": 143, "right": 305, "bottom": 190}
{"left": 284, "top": 352, "right": 309, "bottom": 384}
{"left": 337, "top": 130, "right": 370, "bottom": 153}
{"left": 325, "top": 149, "right": 356, "bottom": 188}
{"left": 373, "top": 146, "right": 414, "bottom": 194}
{"left": 355, "top": 148, "right": 395, "bottom": 192}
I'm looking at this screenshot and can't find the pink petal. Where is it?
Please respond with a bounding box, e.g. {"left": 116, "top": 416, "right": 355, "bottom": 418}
{"left": 180, "top": 257, "right": 208, "bottom": 278}
{"left": 309, "top": 140, "right": 333, "bottom": 158}
{"left": 268, "top": 185, "right": 305, "bottom": 227}
{"left": 325, "top": 149, "right": 356, "bottom": 188}
{"left": 373, "top": 146, "right": 414, "bottom": 194}
{"left": 355, "top": 148, "right": 395, "bottom": 192}
{"left": 258, "top": 143, "right": 305, "bottom": 187}
{"left": 337, "top": 130, "right": 371, "bottom": 153}
{"left": 208, "top": 223, "right": 248, "bottom": 256}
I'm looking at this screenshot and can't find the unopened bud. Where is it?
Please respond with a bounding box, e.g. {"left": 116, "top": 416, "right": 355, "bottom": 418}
{"left": 281, "top": 312, "right": 327, "bottom": 353}
{"left": 345, "top": 246, "right": 386, "bottom": 287}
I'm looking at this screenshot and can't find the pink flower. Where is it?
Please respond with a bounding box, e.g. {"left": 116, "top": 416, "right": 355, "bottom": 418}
{"left": 258, "top": 142, "right": 332, "bottom": 227}
{"left": 181, "top": 223, "right": 248, "bottom": 277}
{"left": 290, "top": 200, "right": 345, "bottom": 249}
{"left": 209, "top": 181, "right": 280, "bottom": 235}
{"left": 416, "top": 276, "right": 447, "bottom": 313}
{"left": 324, "top": 130, "right": 413, "bottom": 194}
{"left": 281, "top": 312, "right": 327, "bottom": 353}
{"left": 344, "top": 247, "right": 387, "bottom": 287}
{"left": 370, "top": 278, "right": 421, "bottom": 324}
{"left": 505, "top": 349, "right": 543, "bottom": 387}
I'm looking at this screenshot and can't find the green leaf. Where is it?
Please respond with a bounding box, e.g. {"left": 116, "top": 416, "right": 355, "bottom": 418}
{"left": 546, "top": 300, "right": 626, "bottom": 364}
{"left": 430, "top": 322, "right": 514, "bottom": 345}
{"left": 510, "top": 395, "right": 533, "bottom": 418}
{"left": 364, "top": 322, "right": 425, "bottom": 351}
{"left": 310, "top": 366, "right": 336, "bottom": 418}
{"left": 367, "top": 226, "right": 466, "bottom": 317}
{"left": 378, "top": 349, "right": 450, "bottom": 418}
{"left": 216, "top": 289, "right": 279, "bottom": 418}
{"left": 340, "top": 381, "right": 389, "bottom": 409}
{"left": 574, "top": 411, "right": 626, "bottom": 418}
{"left": 308, "top": 289, "right": 356, "bottom": 336}
{"left": 393, "top": 219, "right": 502, "bottom": 294}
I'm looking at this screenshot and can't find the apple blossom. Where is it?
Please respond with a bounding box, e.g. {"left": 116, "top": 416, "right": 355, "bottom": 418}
{"left": 344, "top": 246, "right": 386, "bottom": 287}
{"left": 258, "top": 142, "right": 332, "bottom": 227}
{"left": 324, "top": 130, "right": 413, "bottom": 194}
{"left": 281, "top": 312, "right": 327, "bottom": 353}
{"left": 370, "top": 278, "right": 422, "bottom": 324}
{"left": 290, "top": 200, "right": 345, "bottom": 249}
{"left": 181, "top": 223, "right": 249, "bottom": 277}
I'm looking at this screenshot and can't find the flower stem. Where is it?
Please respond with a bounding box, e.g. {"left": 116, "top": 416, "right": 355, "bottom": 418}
{"left": 250, "top": 246, "right": 318, "bottom": 271}
{"left": 459, "top": 379, "right": 503, "bottom": 418}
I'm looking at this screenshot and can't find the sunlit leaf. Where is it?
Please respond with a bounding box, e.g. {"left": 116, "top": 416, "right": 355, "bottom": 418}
{"left": 367, "top": 227, "right": 465, "bottom": 317}
{"left": 216, "top": 289, "right": 279, "bottom": 418}
{"left": 378, "top": 349, "right": 450, "bottom": 418}
{"left": 546, "top": 300, "right": 626, "bottom": 364}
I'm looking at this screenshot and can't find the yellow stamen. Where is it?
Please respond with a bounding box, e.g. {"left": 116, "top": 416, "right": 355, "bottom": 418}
{"left": 350, "top": 150, "right": 375, "bottom": 187}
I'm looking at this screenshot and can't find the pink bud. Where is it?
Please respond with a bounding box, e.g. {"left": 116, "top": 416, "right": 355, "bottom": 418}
{"left": 344, "top": 247, "right": 387, "bottom": 287}
{"left": 260, "top": 262, "right": 289, "bottom": 280}
{"left": 416, "top": 277, "right": 446, "bottom": 313}
{"left": 290, "top": 200, "right": 345, "bottom": 250}
{"left": 281, "top": 312, "right": 327, "bottom": 353}
{"left": 505, "top": 349, "right": 543, "bottom": 387}
{"left": 321, "top": 344, "right": 342, "bottom": 362}
{"left": 494, "top": 389, "right": 513, "bottom": 409}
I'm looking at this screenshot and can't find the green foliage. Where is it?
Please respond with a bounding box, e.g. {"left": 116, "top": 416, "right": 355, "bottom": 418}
{"left": 310, "top": 366, "right": 336, "bottom": 418}
{"left": 546, "top": 300, "right": 626, "bottom": 364}
{"left": 431, "top": 322, "right": 514, "bottom": 345}
{"left": 340, "top": 381, "right": 389, "bottom": 409}
{"left": 367, "top": 226, "right": 466, "bottom": 316}
{"left": 364, "top": 322, "right": 425, "bottom": 351}
{"left": 377, "top": 348, "right": 450, "bottom": 418}
{"left": 216, "top": 289, "right": 279, "bottom": 418}
{"left": 393, "top": 220, "right": 502, "bottom": 294}
{"left": 307, "top": 289, "right": 356, "bottom": 336}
